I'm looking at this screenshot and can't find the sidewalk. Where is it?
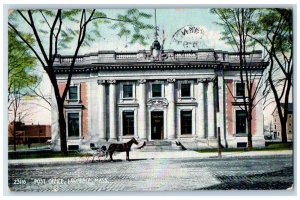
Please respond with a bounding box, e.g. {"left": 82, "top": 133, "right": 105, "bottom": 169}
{"left": 8, "top": 150, "right": 293, "bottom": 165}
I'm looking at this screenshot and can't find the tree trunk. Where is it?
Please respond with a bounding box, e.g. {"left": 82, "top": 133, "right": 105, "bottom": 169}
{"left": 280, "top": 118, "right": 288, "bottom": 143}
{"left": 247, "top": 113, "right": 253, "bottom": 150}
{"left": 268, "top": 73, "right": 290, "bottom": 144}
{"left": 280, "top": 75, "right": 292, "bottom": 144}
{"left": 13, "top": 120, "right": 17, "bottom": 151}
{"left": 57, "top": 98, "right": 68, "bottom": 155}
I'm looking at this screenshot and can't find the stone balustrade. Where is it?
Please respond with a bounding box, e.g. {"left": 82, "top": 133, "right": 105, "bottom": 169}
{"left": 53, "top": 49, "right": 264, "bottom": 66}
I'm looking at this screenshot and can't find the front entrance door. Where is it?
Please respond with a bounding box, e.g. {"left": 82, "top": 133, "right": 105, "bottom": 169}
{"left": 151, "top": 111, "right": 164, "bottom": 140}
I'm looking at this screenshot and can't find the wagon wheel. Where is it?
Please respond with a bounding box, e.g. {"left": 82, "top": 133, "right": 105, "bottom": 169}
{"left": 92, "top": 151, "right": 105, "bottom": 163}
{"left": 79, "top": 153, "right": 92, "bottom": 164}
{"left": 98, "top": 151, "right": 108, "bottom": 162}
{"left": 74, "top": 151, "right": 84, "bottom": 163}
{"left": 91, "top": 153, "right": 100, "bottom": 163}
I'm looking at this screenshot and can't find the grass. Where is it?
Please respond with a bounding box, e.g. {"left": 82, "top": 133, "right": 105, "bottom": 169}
{"left": 8, "top": 143, "right": 49, "bottom": 151}
{"left": 196, "top": 142, "right": 293, "bottom": 153}
{"left": 265, "top": 143, "right": 293, "bottom": 149}
{"left": 8, "top": 150, "right": 92, "bottom": 160}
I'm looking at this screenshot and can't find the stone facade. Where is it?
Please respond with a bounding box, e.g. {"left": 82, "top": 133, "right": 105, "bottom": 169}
{"left": 51, "top": 47, "right": 268, "bottom": 151}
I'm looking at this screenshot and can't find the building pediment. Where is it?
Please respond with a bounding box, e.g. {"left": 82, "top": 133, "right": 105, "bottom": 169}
{"left": 147, "top": 98, "right": 169, "bottom": 108}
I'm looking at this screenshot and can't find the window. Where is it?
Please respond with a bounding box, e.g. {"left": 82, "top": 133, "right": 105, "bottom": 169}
{"left": 236, "top": 110, "right": 247, "bottom": 134}
{"left": 236, "top": 83, "right": 245, "bottom": 97}
{"left": 69, "top": 86, "right": 78, "bottom": 100}
{"left": 181, "top": 111, "right": 192, "bottom": 135}
{"left": 274, "top": 125, "right": 277, "bottom": 130}
{"left": 123, "top": 85, "right": 133, "bottom": 98}
{"left": 68, "top": 145, "right": 79, "bottom": 151}
{"left": 67, "top": 113, "right": 80, "bottom": 137}
{"left": 123, "top": 111, "right": 134, "bottom": 135}
{"left": 237, "top": 142, "right": 247, "bottom": 148}
{"left": 152, "top": 84, "right": 162, "bottom": 97}
{"left": 181, "top": 83, "right": 191, "bottom": 97}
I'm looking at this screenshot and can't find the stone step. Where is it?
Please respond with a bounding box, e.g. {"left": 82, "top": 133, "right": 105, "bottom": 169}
{"left": 134, "top": 140, "right": 184, "bottom": 152}
{"left": 145, "top": 140, "right": 173, "bottom": 146}
{"left": 136, "top": 146, "right": 183, "bottom": 152}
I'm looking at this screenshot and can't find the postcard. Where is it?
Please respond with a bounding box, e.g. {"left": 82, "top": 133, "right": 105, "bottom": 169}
{"left": 6, "top": 6, "right": 294, "bottom": 192}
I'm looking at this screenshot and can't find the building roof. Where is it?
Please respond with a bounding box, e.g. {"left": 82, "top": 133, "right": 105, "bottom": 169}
{"left": 272, "top": 103, "right": 293, "bottom": 115}
{"left": 53, "top": 49, "right": 268, "bottom": 74}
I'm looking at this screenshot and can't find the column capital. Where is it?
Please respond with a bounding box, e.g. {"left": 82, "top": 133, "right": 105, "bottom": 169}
{"left": 197, "top": 78, "right": 206, "bottom": 83}
{"left": 207, "top": 79, "right": 215, "bottom": 85}
{"left": 97, "top": 79, "right": 106, "bottom": 85}
{"left": 138, "top": 79, "right": 146, "bottom": 84}
{"left": 107, "top": 80, "right": 116, "bottom": 84}
{"left": 207, "top": 77, "right": 216, "bottom": 82}
{"left": 197, "top": 77, "right": 215, "bottom": 83}
{"left": 167, "top": 78, "right": 176, "bottom": 84}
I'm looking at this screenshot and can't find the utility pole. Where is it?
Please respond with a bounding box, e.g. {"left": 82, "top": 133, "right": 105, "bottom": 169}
{"left": 38, "top": 122, "right": 40, "bottom": 143}
{"left": 215, "top": 66, "right": 223, "bottom": 159}
{"left": 218, "top": 127, "right": 222, "bottom": 159}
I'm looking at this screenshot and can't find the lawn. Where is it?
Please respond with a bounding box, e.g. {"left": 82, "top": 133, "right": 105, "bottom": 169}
{"left": 196, "top": 142, "right": 293, "bottom": 153}
{"left": 8, "top": 150, "right": 91, "bottom": 160}
{"left": 8, "top": 143, "right": 50, "bottom": 151}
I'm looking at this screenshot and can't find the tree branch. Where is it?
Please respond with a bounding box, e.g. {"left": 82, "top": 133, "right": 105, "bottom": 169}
{"left": 8, "top": 23, "right": 46, "bottom": 68}
{"left": 27, "top": 10, "right": 50, "bottom": 64}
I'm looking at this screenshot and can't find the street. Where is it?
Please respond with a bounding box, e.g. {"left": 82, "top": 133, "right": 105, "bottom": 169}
{"left": 8, "top": 154, "right": 293, "bottom": 192}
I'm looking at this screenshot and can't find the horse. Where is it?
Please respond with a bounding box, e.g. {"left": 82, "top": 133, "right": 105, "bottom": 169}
{"left": 107, "top": 137, "right": 138, "bottom": 161}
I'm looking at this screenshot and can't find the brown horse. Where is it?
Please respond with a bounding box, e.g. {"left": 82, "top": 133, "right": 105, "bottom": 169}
{"left": 108, "top": 137, "right": 138, "bottom": 161}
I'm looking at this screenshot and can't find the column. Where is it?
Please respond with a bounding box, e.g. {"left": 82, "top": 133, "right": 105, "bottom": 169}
{"left": 97, "top": 80, "right": 106, "bottom": 141}
{"left": 197, "top": 79, "right": 205, "bottom": 138}
{"left": 108, "top": 80, "right": 117, "bottom": 141}
{"left": 138, "top": 79, "right": 147, "bottom": 140}
{"left": 256, "top": 88, "right": 264, "bottom": 136}
{"left": 207, "top": 79, "right": 215, "bottom": 138}
{"left": 167, "top": 78, "right": 176, "bottom": 139}
{"left": 255, "top": 79, "right": 265, "bottom": 147}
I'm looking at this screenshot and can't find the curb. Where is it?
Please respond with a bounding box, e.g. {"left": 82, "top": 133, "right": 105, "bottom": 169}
{"left": 8, "top": 150, "right": 293, "bottom": 166}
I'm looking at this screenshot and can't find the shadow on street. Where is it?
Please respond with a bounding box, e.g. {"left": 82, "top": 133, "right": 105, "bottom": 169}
{"left": 198, "top": 166, "right": 293, "bottom": 190}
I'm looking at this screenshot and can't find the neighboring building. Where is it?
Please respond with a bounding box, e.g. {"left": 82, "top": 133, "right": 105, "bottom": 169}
{"left": 51, "top": 40, "right": 268, "bottom": 151}
{"left": 272, "top": 103, "right": 293, "bottom": 141}
{"left": 8, "top": 122, "right": 51, "bottom": 144}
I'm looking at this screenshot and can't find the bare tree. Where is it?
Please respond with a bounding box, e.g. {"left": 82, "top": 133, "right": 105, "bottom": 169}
{"left": 9, "top": 83, "right": 27, "bottom": 150}
{"left": 8, "top": 9, "right": 153, "bottom": 154}
{"left": 211, "top": 8, "right": 267, "bottom": 150}
{"left": 27, "top": 78, "right": 51, "bottom": 107}
{"left": 8, "top": 29, "right": 39, "bottom": 150}
{"left": 250, "top": 9, "right": 292, "bottom": 143}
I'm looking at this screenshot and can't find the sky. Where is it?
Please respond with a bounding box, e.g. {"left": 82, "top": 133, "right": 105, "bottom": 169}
{"left": 9, "top": 8, "right": 279, "bottom": 126}
{"left": 58, "top": 8, "right": 230, "bottom": 54}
